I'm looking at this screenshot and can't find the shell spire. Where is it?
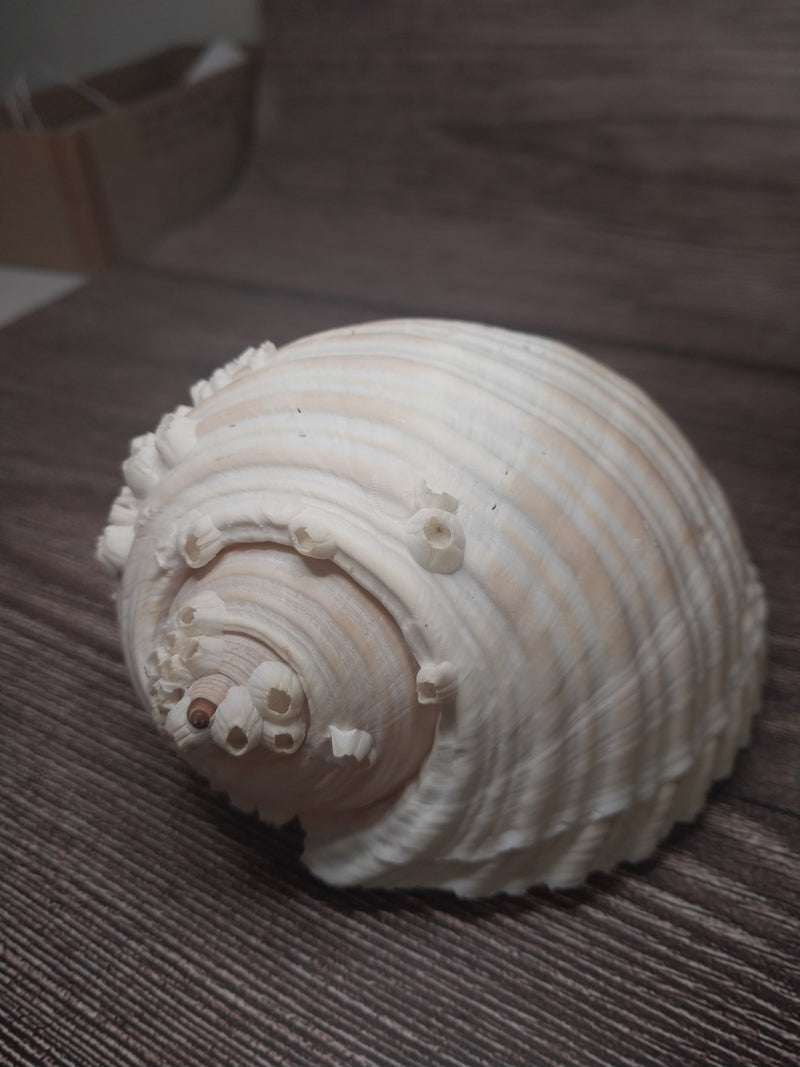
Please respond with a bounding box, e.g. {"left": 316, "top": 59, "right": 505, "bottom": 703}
{"left": 97, "top": 320, "right": 766, "bottom": 896}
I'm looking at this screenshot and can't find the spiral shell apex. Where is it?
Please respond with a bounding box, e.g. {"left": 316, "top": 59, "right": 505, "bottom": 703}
{"left": 97, "top": 319, "right": 766, "bottom": 896}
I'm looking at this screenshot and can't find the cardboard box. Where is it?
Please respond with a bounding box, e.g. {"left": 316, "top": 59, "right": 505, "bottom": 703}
{"left": 1, "top": 45, "right": 258, "bottom": 270}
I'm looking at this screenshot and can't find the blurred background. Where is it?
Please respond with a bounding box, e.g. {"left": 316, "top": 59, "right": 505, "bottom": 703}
{"left": 0, "top": 0, "right": 261, "bottom": 93}
{"left": 0, "top": 0, "right": 261, "bottom": 322}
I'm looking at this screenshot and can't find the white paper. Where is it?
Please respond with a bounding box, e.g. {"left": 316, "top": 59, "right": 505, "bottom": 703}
{"left": 183, "top": 39, "right": 247, "bottom": 85}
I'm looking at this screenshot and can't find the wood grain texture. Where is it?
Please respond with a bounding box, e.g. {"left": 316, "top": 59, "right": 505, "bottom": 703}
{"left": 1, "top": 3, "right": 798, "bottom": 1065}
{"left": 147, "top": 0, "right": 798, "bottom": 370}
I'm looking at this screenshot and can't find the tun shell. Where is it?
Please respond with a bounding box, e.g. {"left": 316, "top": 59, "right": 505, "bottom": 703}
{"left": 97, "top": 319, "right": 766, "bottom": 896}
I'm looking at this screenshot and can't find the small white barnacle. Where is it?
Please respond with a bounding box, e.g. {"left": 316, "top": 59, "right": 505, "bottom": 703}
{"left": 177, "top": 512, "right": 225, "bottom": 568}
{"left": 154, "top": 407, "right": 196, "bottom": 468}
{"left": 180, "top": 635, "right": 227, "bottom": 679}
{"left": 98, "top": 319, "right": 766, "bottom": 897}
{"left": 328, "top": 725, "right": 375, "bottom": 765}
{"left": 174, "top": 590, "right": 227, "bottom": 636}
{"left": 152, "top": 678, "right": 186, "bottom": 716}
{"left": 108, "top": 486, "right": 139, "bottom": 527}
{"left": 261, "top": 716, "right": 307, "bottom": 755}
{"left": 415, "top": 662, "right": 458, "bottom": 704}
{"left": 223, "top": 341, "right": 277, "bottom": 379}
{"left": 96, "top": 523, "right": 135, "bottom": 577}
{"left": 247, "top": 660, "right": 306, "bottom": 723}
{"left": 405, "top": 509, "right": 465, "bottom": 573}
{"left": 122, "top": 432, "right": 160, "bottom": 498}
{"left": 288, "top": 511, "right": 337, "bottom": 559}
{"left": 209, "top": 686, "right": 263, "bottom": 757}
{"left": 189, "top": 378, "right": 214, "bottom": 405}
{"left": 208, "top": 365, "right": 234, "bottom": 394}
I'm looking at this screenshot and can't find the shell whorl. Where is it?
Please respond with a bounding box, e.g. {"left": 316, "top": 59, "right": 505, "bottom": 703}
{"left": 98, "top": 319, "right": 766, "bottom": 896}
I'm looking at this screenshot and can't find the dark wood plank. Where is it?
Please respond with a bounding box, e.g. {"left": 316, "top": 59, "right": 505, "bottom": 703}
{"left": 146, "top": 0, "right": 798, "bottom": 370}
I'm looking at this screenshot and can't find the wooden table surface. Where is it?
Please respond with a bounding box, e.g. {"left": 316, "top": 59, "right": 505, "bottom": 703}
{"left": 2, "top": 4, "right": 797, "bottom": 1064}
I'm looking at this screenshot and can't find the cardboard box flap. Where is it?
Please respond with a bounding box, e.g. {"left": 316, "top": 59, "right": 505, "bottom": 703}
{"left": 1, "top": 45, "right": 258, "bottom": 270}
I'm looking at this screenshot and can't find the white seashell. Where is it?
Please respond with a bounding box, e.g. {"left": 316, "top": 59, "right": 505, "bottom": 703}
{"left": 97, "top": 320, "right": 766, "bottom": 896}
